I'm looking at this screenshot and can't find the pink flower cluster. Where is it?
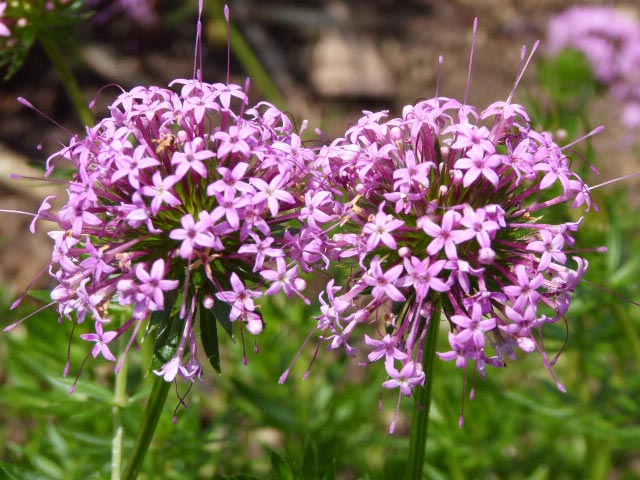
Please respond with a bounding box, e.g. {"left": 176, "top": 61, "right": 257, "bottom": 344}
{"left": 0, "top": 2, "right": 10, "bottom": 38}
{"left": 547, "top": 6, "right": 640, "bottom": 128}
{"left": 304, "top": 97, "right": 594, "bottom": 429}
{"left": 26, "top": 79, "right": 337, "bottom": 382}
{"left": 87, "top": 0, "right": 159, "bottom": 26}
{"left": 6, "top": 9, "right": 602, "bottom": 430}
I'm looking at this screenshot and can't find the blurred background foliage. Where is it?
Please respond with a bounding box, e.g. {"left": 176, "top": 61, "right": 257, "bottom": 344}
{"left": 1, "top": 1, "right": 639, "bottom": 479}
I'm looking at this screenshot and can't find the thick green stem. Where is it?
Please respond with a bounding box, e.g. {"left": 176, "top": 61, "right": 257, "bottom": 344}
{"left": 406, "top": 308, "right": 442, "bottom": 480}
{"left": 111, "top": 353, "right": 128, "bottom": 480}
{"left": 123, "top": 376, "right": 171, "bottom": 480}
{"left": 39, "top": 35, "right": 94, "bottom": 126}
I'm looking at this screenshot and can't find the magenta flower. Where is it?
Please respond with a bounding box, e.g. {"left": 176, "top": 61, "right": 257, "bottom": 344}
{"left": 260, "top": 257, "right": 307, "bottom": 301}
{"left": 171, "top": 140, "right": 214, "bottom": 179}
{"left": 298, "top": 66, "right": 598, "bottom": 423}
{"left": 80, "top": 322, "right": 118, "bottom": 362}
{"left": 363, "top": 257, "right": 405, "bottom": 302}
{"left": 365, "top": 334, "right": 408, "bottom": 363}
{"left": 0, "top": 2, "right": 10, "bottom": 37}
{"left": 397, "top": 256, "right": 448, "bottom": 301}
{"left": 250, "top": 173, "right": 296, "bottom": 217}
{"left": 134, "top": 259, "right": 179, "bottom": 311}
{"left": 362, "top": 204, "right": 404, "bottom": 251}
{"left": 215, "top": 273, "right": 260, "bottom": 323}
{"left": 383, "top": 360, "right": 425, "bottom": 397}
{"left": 454, "top": 149, "right": 502, "bottom": 188}
{"left": 12, "top": 78, "right": 337, "bottom": 383}
{"left": 383, "top": 360, "right": 426, "bottom": 433}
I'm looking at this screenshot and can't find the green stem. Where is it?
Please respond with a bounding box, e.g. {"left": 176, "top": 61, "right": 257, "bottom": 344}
{"left": 39, "top": 35, "right": 94, "bottom": 126}
{"left": 615, "top": 303, "right": 640, "bottom": 361}
{"left": 406, "top": 308, "right": 442, "bottom": 480}
{"left": 123, "top": 376, "right": 171, "bottom": 480}
{"left": 111, "top": 353, "right": 128, "bottom": 480}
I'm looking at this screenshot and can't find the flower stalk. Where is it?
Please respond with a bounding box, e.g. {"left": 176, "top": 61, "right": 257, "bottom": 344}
{"left": 406, "top": 307, "right": 441, "bottom": 480}
{"left": 38, "top": 34, "right": 94, "bottom": 126}
{"left": 123, "top": 375, "right": 171, "bottom": 480}
{"left": 111, "top": 340, "right": 128, "bottom": 480}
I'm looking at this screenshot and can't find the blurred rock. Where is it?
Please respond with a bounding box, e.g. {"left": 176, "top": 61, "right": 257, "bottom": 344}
{"left": 310, "top": 30, "right": 393, "bottom": 99}
{"left": 0, "top": 143, "right": 63, "bottom": 295}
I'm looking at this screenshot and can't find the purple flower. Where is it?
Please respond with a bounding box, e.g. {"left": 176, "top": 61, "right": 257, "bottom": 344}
{"left": 397, "top": 256, "right": 449, "bottom": 301}
{"left": 12, "top": 77, "right": 336, "bottom": 384}
{"left": 502, "top": 265, "right": 545, "bottom": 312}
{"left": 111, "top": 145, "right": 160, "bottom": 189}
{"left": 300, "top": 55, "right": 597, "bottom": 426}
{"left": 238, "top": 234, "right": 283, "bottom": 271}
{"left": 363, "top": 257, "right": 405, "bottom": 302}
{"left": 0, "top": 2, "right": 10, "bottom": 37}
{"left": 215, "top": 273, "right": 260, "bottom": 322}
{"left": 80, "top": 322, "right": 118, "bottom": 361}
{"left": 547, "top": 6, "right": 640, "bottom": 130}
{"left": 526, "top": 229, "right": 567, "bottom": 271}
{"left": 362, "top": 204, "right": 404, "bottom": 251}
{"left": 450, "top": 304, "right": 497, "bottom": 349}
{"left": 418, "top": 210, "right": 471, "bottom": 259}
{"left": 383, "top": 360, "right": 426, "bottom": 433}
{"left": 454, "top": 149, "right": 502, "bottom": 188}
{"left": 169, "top": 213, "right": 220, "bottom": 259}
{"left": 171, "top": 139, "right": 214, "bottom": 179}
{"left": 250, "top": 172, "right": 296, "bottom": 217}
{"left": 382, "top": 360, "right": 425, "bottom": 397}
{"left": 260, "top": 257, "right": 307, "bottom": 301}
{"left": 141, "top": 172, "right": 182, "bottom": 214}
{"left": 365, "top": 334, "right": 407, "bottom": 363}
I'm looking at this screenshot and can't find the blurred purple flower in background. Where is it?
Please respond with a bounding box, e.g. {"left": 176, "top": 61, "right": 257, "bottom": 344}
{"left": 87, "top": 0, "right": 159, "bottom": 26}
{"left": 547, "top": 5, "right": 640, "bottom": 129}
{"left": 0, "top": 2, "right": 10, "bottom": 37}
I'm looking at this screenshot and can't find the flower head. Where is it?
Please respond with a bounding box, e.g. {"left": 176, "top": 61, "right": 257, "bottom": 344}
{"left": 306, "top": 74, "right": 597, "bottom": 418}
{"left": 23, "top": 79, "right": 337, "bottom": 381}
{"left": 547, "top": 6, "right": 640, "bottom": 130}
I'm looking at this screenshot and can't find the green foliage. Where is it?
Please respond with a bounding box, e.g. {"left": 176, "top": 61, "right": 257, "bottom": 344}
{"left": 531, "top": 49, "right": 599, "bottom": 137}
{"left": 4, "top": 225, "right": 638, "bottom": 478}
{"left": 0, "top": 0, "right": 88, "bottom": 80}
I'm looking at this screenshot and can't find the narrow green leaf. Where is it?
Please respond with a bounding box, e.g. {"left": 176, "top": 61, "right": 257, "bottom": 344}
{"left": 46, "top": 376, "right": 113, "bottom": 402}
{"left": 46, "top": 423, "right": 69, "bottom": 465}
{"left": 200, "top": 306, "right": 222, "bottom": 373}
{"left": 270, "top": 449, "right": 295, "bottom": 480}
{"left": 212, "top": 296, "right": 233, "bottom": 337}
{"left": 301, "top": 439, "right": 319, "bottom": 480}
{"left": 148, "top": 290, "right": 182, "bottom": 370}
{"left": 0, "top": 461, "right": 43, "bottom": 480}
{"left": 320, "top": 459, "right": 337, "bottom": 480}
